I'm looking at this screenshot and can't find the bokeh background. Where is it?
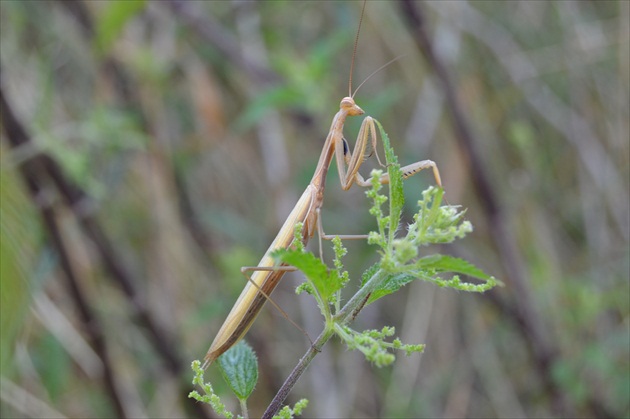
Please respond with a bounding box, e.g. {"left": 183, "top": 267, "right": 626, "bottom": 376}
{"left": 1, "top": 1, "right": 628, "bottom": 418}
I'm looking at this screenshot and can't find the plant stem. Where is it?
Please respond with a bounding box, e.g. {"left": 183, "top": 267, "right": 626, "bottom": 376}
{"left": 239, "top": 398, "right": 249, "bottom": 419}
{"left": 335, "top": 269, "right": 387, "bottom": 324}
{"left": 261, "top": 268, "right": 387, "bottom": 418}
{"left": 261, "top": 326, "right": 334, "bottom": 419}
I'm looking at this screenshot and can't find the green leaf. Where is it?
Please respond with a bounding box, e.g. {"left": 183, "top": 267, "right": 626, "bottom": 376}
{"left": 414, "top": 254, "right": 494, "bottom": 281}
{"left": 217, "top": 341, "right": 258, "bottom": 401}
{"left": 367, "top": 255, "right": 497, "bottom": 304}
{"left": 374, "top": 119, "right": 398, "bottom": 168}
{"left": 94, "top": 0, "right": 146, "bottom": 55}
{"left": 374, "top": 119, "right": 404, "bottom": 240}
{"left": 409, "top": 255, "right": 499, "bottom": 292}
{"left": 273, "top": 248, "right": 343, "bottom": 304}
{"left": 408, "top": 187, "right": 473, "bottom": 246}
{"left": 360, "top": 262, "right": 381, "bottom": 287}
{"left": 366, "top": 272, "right": 416, "bottom": 304}
{"left": 273, "top": 398, "right": 309, "bottom": 419}
{"left": 189, "top": 360, "right": 235, "bottom": 419}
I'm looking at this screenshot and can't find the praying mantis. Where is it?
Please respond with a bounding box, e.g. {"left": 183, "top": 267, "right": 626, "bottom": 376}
{"left": 203, "top": 3, "right": 442, "bottom": 368}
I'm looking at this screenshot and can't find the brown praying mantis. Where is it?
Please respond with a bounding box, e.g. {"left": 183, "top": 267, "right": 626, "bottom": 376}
{"left": 203, "top": 4, "right": 442, "bottom": 369}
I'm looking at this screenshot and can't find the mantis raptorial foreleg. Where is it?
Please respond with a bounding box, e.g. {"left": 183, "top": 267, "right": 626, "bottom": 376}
{"left": 336, "top": 115, "right": 442, "bottom": 190}
{"left": 317, "top": 114, "right": 443, "bottom": 253}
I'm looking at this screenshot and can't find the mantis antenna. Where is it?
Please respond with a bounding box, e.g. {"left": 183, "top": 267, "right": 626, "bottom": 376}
{"left": 348, "top": 1, "right": 407, "bottom": 99}
{"left": 348, "top": 0, "right": 367, "bottom": 97}
{"left": 352, "top": 55, "right": 407, "bottom": 99}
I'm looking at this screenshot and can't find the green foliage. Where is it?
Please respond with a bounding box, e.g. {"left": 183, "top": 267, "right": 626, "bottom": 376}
{"left": 189, "top": 360, "right": 237, "bottom": 419}
{"left": 192, "top": 118, "right": 496, "bottom": 415}
{"left": 334, "top": 325, "right": 425, "bottom": 368}
{"left": 367, "top": 255, "right": 497, "bottom": 305}
{"left": 94, "top": 0, "right": 146, "bottom": 55}
{"left": 274, "top": 248, "right": 342, "bottom": 318}
{"left": 360, "top": 124, "right": 497, "bottom": 307}
{"left": 3, "top": 1, "right": 626, "bottom": 417}
{"left": 190, "top": 342, "right": 259, "bottom": 419}
{"left": 272, "top": 119, "right": 498, "bottom": 367}
{"left": 378, "top": 120, "right": 405, "bottom": 244}
{"left": 190, "top": 342, "right": 308, "bottom": 419}
{"left": 273, "top": 399, "right": 309, "bottom": 419}
{"left": 218, "top": 341, "right": 258, "bottom": 401}
{"left": 331, "top": 236, "right": 350, "bottom": 309}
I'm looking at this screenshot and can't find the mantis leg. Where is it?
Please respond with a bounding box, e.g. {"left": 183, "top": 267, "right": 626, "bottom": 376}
{"left": 315, "top": 207, "right": 369, "bottom": 261}
{"left": 320, "top": 116, "right": 443, "bottom": 255}
{"left": 381, "top": 159, "right": 442, "bottom": 188}
{"left": 239, "top": 265, "right": 313, "bottom": 345}
{"left": 336, "top": 115, "right": 443, "bottom": 189}
{"left": 335, "top": 116, "right": 382, "bottom": 190}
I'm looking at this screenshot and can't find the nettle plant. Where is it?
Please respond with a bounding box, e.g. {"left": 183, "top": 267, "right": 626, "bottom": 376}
{"left": 190, "top": 121, "right": 498, "bottom": 419}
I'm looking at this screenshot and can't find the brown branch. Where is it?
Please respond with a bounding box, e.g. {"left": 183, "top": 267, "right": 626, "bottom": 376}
{"left": 261, "top": 328, "right": 332, "bottom": 419}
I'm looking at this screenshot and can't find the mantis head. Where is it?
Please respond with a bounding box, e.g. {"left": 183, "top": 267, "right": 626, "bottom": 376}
{"left": 340, "top": 97, "right": 364, "bottom": 116}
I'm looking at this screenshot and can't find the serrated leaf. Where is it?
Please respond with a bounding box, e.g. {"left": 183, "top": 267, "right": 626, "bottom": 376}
{"left": 374, "top": 120, "right": 404, "bottom": 240}
{"left": 414, "top": 254, "right": 493, "bottom": 281}
{"left": 367, "top": 255, "right": 496, "bottom": 303}
{"left": 367, "top": 272, "right": 416, "bottom": 304}
{"left": 217, "top": 341, "right": 258, "bottom": 401}
{"left": 273, "top": 248, "right": 342, "bottom": 302}
{"left": 360, "top": 262, "right": 381, "bottom": 287}
{"left": 374, "top": 119, "right": 398, "bottom": 167}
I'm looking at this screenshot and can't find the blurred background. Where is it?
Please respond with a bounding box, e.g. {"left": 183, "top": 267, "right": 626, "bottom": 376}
{"left": 1, "top": 1, "right": 628, "bottom": 418}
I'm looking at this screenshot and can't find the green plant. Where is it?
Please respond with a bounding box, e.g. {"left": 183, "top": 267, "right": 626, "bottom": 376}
{"left": 190, "top": 120, "right": 498, "bottom": 418}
